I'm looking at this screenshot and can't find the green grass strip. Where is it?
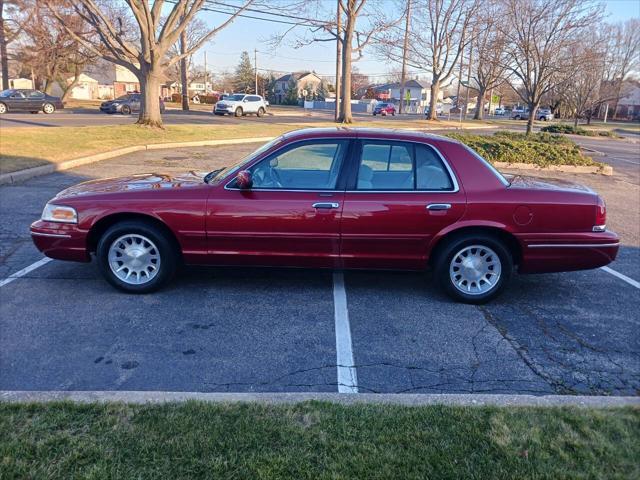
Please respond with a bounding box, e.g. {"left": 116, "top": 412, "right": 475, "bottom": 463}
{"left": 1, "top": 401, "right": 638, "bottom": 479}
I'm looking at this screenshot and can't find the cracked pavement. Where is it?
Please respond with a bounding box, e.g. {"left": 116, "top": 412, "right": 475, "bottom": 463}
{"left": 1, "top": 138, "right": 638, "bottom": 395}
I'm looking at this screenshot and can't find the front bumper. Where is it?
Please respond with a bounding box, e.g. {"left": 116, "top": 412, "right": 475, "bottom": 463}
{"left": 517, "top": 230, "right": 620, "bottom": 274}
{"left": 30, "top": 220, "right": 90, "bottom": 262}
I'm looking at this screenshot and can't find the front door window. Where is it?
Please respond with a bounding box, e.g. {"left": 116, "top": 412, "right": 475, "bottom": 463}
{"left": 247, "top": 140, "right": 348, "bottom": 190}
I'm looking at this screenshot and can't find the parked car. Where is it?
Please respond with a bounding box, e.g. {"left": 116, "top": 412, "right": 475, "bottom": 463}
{"left": 99, "top": 93, "right": 165, "bottom": 115}
{"left": 424, "top": 104, "right": 444, "bottom": 117}
{"left": 214, "top": 94, "right": 267, "bottom": 117}
{"left": 511, "top": 108, "right": 529, "bottom": 120}
{"left": 373, "top": 103, "right": 396, "bottom": 116}
{"left": 30, "top": 128, "right": 618, "bottom": 303}
{"left": 494, "top": 107, "right": 506, "bottom": 116}
{"left": 0, "top": 89, "right": 63, "bottom": 114}
{"left": 537, "top": 108, "right": 554, "bottom": 121}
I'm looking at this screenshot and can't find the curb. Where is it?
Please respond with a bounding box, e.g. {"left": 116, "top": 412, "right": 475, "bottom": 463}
{"left": 0, "top": 136, "right": 275, "bottom": 186}
{"left": 1, "top": 390, "right": 638, "bottom": 407}
{"left": 495, "top": 161, "right": 613, "bottom": 176}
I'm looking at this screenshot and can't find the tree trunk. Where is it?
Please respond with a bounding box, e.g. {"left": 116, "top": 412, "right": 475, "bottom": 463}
{"left": 338, "top": 13, "right": 355, "bottom": 124}
{"left": 60, "top": 75, "right": 81, "bottom": 102}
{"left": 0, "top": 0, "right": 9, "bottom": 91}
{"left": 525, "top": 102, "right": 538, "bottom": 135}
{"left": 137, "top": 66, "right": 163, "bottom": 128}
{"left": 179, "top": 26, "right": 189, "bottom": 111}
{"left": 427, "top": 79, "right": 440, "bottom": 120}
{"left": 474, "top": 87, "right": 486, "bottom": 120}
{"left": 573, "top": 115, "right": 579, "bottom": 128}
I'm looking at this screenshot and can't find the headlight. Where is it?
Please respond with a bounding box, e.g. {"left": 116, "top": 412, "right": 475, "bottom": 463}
{"left": 41, "top": 204, "right": 78, "bottom": 223}
{"left": 111, "top": 102, "right": 120, "bottom": 107}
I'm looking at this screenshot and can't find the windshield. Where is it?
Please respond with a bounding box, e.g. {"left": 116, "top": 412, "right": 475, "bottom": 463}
{"left": 227, "top": 94, "right": 245, "bottom": 101}
{"left": 205, "top": 136, "right": 284, "bottom": 184}
{"left": 0, "top": 89, "right": 14, "bottom": 98}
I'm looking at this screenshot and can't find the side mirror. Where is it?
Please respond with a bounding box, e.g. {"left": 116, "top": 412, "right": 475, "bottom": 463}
{"left": 236, "top": 170, "right": 253, "bottom": 189}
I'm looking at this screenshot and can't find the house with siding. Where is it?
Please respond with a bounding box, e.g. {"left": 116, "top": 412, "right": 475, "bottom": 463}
{"left": 273, "top": 72, "right": 323, "bottom": 104}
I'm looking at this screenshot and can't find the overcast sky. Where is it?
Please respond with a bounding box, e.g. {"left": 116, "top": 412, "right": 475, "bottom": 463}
{"left": 192, "top": 0, "right": 639, "bottom": 80}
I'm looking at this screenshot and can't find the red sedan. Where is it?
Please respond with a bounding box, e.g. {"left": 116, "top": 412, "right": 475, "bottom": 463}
{"left": 30, "top": 128, "right": 619, "bottom": 303}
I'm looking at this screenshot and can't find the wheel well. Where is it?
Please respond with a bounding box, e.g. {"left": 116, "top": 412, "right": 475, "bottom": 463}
{"left": 428, "top": 227, "right": 522, "bottom": 267}
{"left": 87, "top": 213, "right": 182, "bottom": 257}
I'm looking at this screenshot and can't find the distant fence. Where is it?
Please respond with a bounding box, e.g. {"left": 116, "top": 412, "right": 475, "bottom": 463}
{"left": 304, "top": 101, "right": 372, "bottom": 113}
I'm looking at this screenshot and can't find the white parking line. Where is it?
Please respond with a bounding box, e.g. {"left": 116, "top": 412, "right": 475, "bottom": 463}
{"left": 601, "top": 266, "right": 640, "bottom": 289}
{"left": 0, "top": 257, "right": 53, "bottom": 288}
{"left": 332, "top": 272, "right": 358, "bottom": 393}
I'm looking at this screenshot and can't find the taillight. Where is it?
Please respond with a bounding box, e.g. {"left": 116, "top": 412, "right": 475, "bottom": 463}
{"left": 593, "top": 196, "right": 606, "bottom": 232}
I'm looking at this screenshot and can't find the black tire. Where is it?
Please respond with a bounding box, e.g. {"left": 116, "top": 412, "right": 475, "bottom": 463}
{"left": 96, "top": 220, "right": 178, "bottom": 294}
{"left": 392, "top": 111, "right": 395, "bottom": 116}
{"left": 121, "top": 105, "right": 131, "bottom": 115}
{"left": 234, "top": 107, "right": 243, "bottom": 117}
{"left": 434, "top": 233, "right": 513, "bottom": 304}
{"left": 257, "top": 107, "right": 265, "bottom": 117}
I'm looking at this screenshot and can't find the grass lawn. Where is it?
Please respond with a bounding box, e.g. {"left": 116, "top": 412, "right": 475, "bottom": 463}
{"left": 1, "top": 401, "right": 638, "bottom": 479}
{"left": 0, "top": 120, "right": 486, "bottom": 174}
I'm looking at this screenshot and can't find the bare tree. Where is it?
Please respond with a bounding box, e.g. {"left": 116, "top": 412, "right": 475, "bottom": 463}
{"left": 270, "top": 0, "right": 397, "bottom": 123}
{"left": 469, "top": 1, "right": 507, "bottom": 119}
{"left": 378, "top": 0, "right": 480, "bottom": 120}
{"left": 602, "top": 19, "right": 640, "bottom": 119}
{"left": 0, "top": 0, "right": 26, "bottom": 89}
{"left": 561, "top": 41, "right": 608, "bottom": 127}
{"left": 500, "top": 0, "right": 600, "bottom": 134}
{"left": 45, "top": 0, "right": 253, "bottom": 127}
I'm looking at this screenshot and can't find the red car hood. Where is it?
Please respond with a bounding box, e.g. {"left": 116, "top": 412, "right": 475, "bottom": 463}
{"left": 506, "top": 174, "right": 594, "bottom": 194}
{"left": 53, "top": 171, "right": 205, "bottom": 199}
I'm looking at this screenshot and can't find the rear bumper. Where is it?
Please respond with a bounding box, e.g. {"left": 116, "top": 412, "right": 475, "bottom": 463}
{"left": 30, "top": 220, "right": 90, "bottom": 262}
{"left": 517, "top": 230, "right": 620, "bottom": 274}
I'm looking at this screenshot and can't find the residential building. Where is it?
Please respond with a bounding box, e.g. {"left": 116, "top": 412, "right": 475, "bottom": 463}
{"left": 0, "top": 76, "right": 34, "bottom": 89}
{"left": 50, "top": 73, "right": 99, "bottom": 100}
{"left": 369, "top": 79, "right": 441, "bottom": 113}
{"left": 273, "top": 72, "right": 323, "bottom": 104}
{"left": 615, "top": 82, "right": 640, "bottom": 120}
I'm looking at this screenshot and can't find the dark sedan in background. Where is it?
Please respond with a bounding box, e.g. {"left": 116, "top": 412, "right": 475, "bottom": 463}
{"left": 100, "top": 93, "right": 165, "bottom": 114}
{"left": 372, "top": 103, "right": 396, "bottom": 116}
{"left": 0, "top": 89, "right": 63, "bottom": 114}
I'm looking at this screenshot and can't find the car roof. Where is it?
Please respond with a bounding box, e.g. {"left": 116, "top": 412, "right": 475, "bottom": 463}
{"left": 281, "top": 127, "right": 456, "bottom": 145}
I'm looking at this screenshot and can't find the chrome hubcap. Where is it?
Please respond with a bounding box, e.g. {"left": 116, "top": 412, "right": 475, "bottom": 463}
{"left": 44, "top": 104, "right": 54, "bottom": 113}
{"left": 108, "top": 234, "right": 161, "bottom": 285}
{"left": 449, "top": 245, "right": 501, "bottom": 295}
{"left": 0, "top": 104, "right": 6, "bottom": 113}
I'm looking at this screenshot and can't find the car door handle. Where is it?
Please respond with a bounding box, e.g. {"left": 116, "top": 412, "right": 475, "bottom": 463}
{"left": 426, "top": 203, "right": 451, "bottom": 211}
{"left": 312, "top": 202, "right": 340, "bottom": 209}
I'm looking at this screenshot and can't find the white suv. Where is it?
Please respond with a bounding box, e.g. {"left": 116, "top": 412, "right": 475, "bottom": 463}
{"left": 214, "top": 94, "right": 267, "bottom": 117}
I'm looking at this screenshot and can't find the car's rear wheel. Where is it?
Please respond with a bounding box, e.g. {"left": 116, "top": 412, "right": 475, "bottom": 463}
{"left": 43, "top": 103, "right": 55, "bottom": 114}
{"left": 97, "top": 220, "right": 177, "bottom": 293}
{"left": 257, "top": 107, "right": 265, "bottom": 117}
{"left": 121, "top": 105, "right": 131, "bottom": 115}
{"left": 514, "top": 115, "right": 521, "bottom": 120}
{"left": 0, "top": 102, "right": 6, "bottom": 114}
{"left": 235, "top": 107, "right": 243, "bottom": 117}
{"left": 434, "top": 233, "right": 512, "bottom": 304}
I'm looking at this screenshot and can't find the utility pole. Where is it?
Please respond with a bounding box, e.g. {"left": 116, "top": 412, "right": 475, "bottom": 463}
{"left": 254, "top": 48, "right": 258, "bottom": 95}
{"left": 334, "top": 0, "right": 342, "bottom": 121}
{"left": 204, "top": 51, "right": 207, "bottom": 92}
{"left": 463, "top": 34, "right": 473, "bottom": 120}
{"left": 179, "top": 16, "right": 189, "bottom": 111}
{"left": 398, "top": 0, "right": 411, "bottom": 115}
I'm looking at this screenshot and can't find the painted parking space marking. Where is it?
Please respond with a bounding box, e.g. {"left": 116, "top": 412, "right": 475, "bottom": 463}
{"left": 0, "top": 257, "right": 53, "bottom": 288}
{"left": 333, "top": 272, "right": 358, "bottom": 393}
{"left": 601, "top": 266, "right": 640, "bottom": 289}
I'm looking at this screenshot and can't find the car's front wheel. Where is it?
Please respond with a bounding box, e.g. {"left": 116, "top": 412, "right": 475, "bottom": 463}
{"left": 234, "top": 107, "right": 243, "bottom": 117}
{"left": 0, "top": 102, "right": 6, "bottom": 114}
{"left": 434, "top": 233, "right": 512, "bottom": 304}
{"left": 121, "top": 105, "right": 131, "bottom": 115}
{"left": 257, "top": 107, "right": 265, "bottom": 117}
{"left": 97, "top": 220, "right": 178, "bottom": 293}
{"left": 43, "top": 103, "right": 56, "bottom": 114}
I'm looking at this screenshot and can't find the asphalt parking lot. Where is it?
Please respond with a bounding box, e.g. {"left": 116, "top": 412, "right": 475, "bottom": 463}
{"left": 1, "top": 139, "right": 638, "bottom": 395}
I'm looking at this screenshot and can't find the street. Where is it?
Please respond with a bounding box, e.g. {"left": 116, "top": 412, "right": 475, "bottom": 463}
{"left": 1, "top": 137, "right": 638, "bottom": 395}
